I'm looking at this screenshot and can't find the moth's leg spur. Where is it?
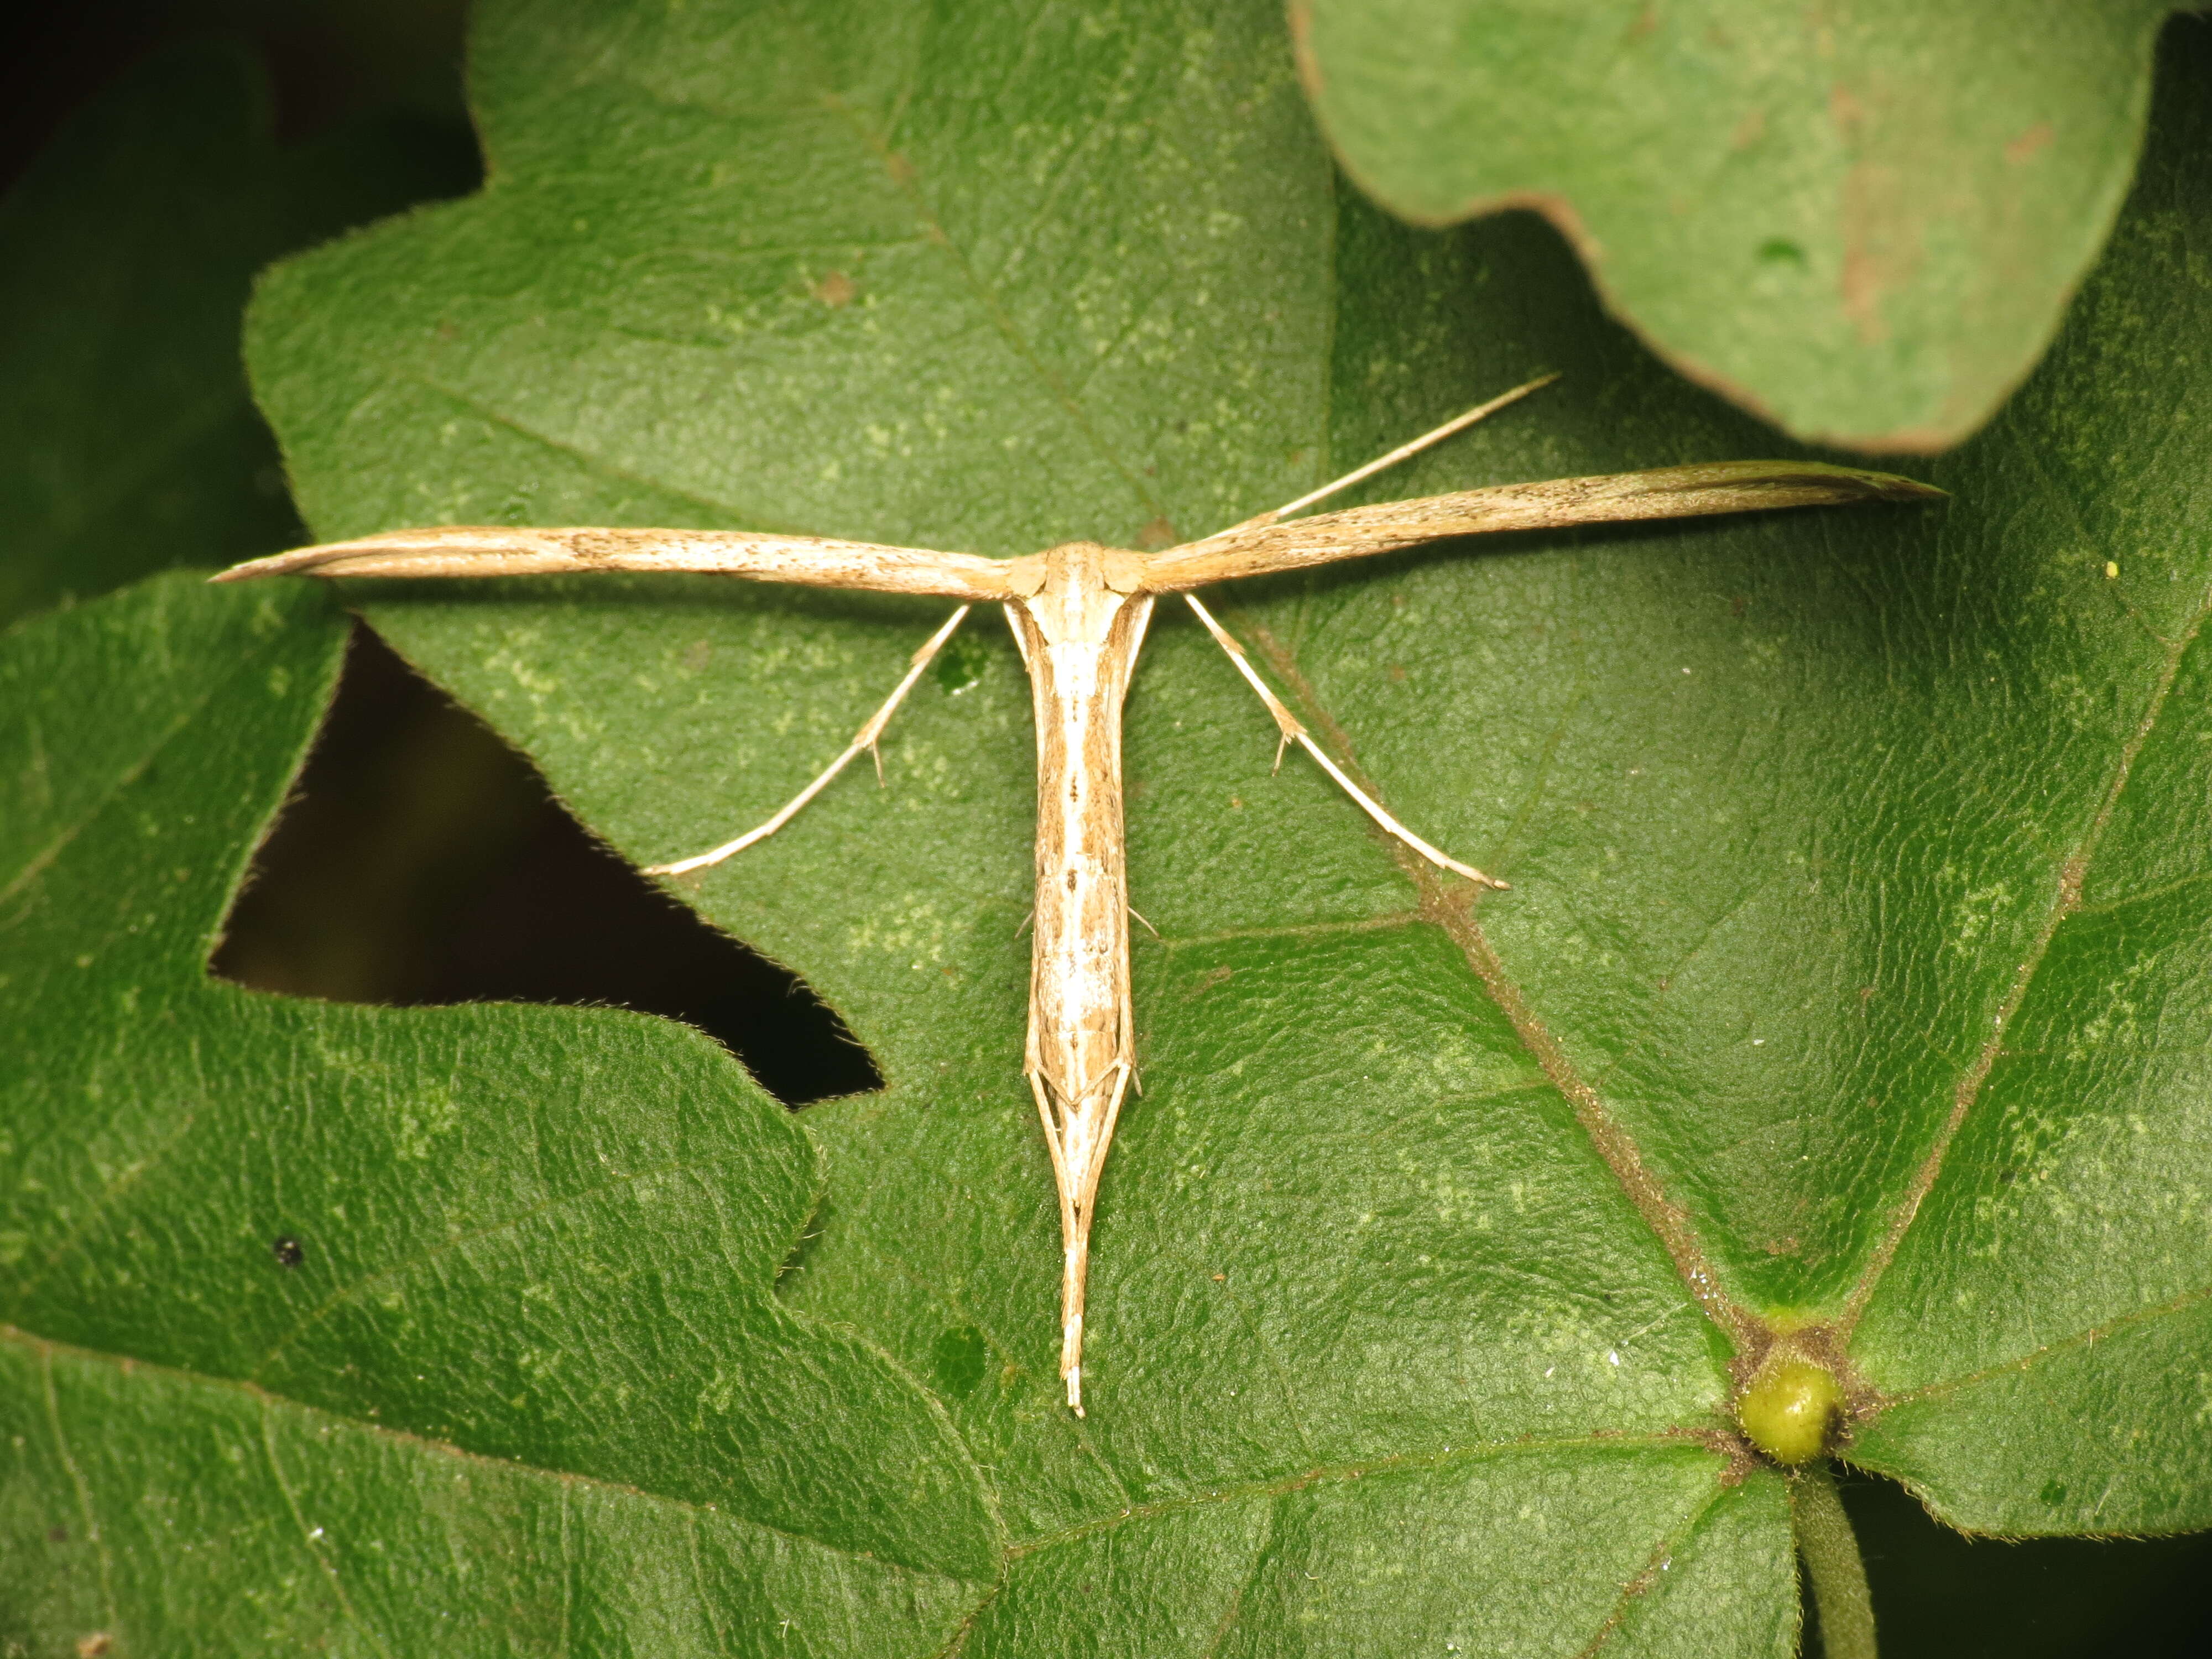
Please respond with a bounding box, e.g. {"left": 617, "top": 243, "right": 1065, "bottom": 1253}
{"left": 1182, "top": 594, "right": 1505, "bottom": 890}
{"left": 646, "top": 604, "right": 972, "bottom": 876}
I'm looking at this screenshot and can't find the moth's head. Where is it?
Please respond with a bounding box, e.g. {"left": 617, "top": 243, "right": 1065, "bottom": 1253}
{"left": 1011, "top": 540, "right": 1147, "bottom": 598}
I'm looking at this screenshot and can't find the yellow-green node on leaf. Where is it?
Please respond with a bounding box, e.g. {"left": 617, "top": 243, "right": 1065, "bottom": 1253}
{"left": 1739, "top": 1357, "right": 1844, "bottom": 1465}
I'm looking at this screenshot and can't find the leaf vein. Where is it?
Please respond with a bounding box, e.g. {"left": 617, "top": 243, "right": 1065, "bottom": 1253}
{"left": 1572, "top": 1480, "right": 1729, "bottom": 1659}
{"left": 1005, "top": 1432, "right": 1709, "bottom": 1556}
{"left": 1872, "top": 1276, "right": 2212, "bottom": 1408}
{"left": 260, "top": 1400, "right": 395, "bottom": 1658}
{"left": 1197, "top": 1493, "right": 1279, "bottom": 1659}
{"left": 1230, "top": 617, "right": 1759, "bottom": 1352}
{"left": 817, "top": 93, "right": 1164, "bottom": 526}
{"left": 40, "top": 1340, "right": 119, "bottom": 1635}
{"left": 1838, "top": 586, "right": 2212, "bottom": 1333}
{"left": 4, "top": 1322, "right": 989, "bottom": 1584}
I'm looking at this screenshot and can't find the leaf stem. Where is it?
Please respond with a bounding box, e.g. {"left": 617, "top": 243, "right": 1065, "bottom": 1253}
{"left": 1792, "top": 1462, "right": 1876, "bottom": 1659}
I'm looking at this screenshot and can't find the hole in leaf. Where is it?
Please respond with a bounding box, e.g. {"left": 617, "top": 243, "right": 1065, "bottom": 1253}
{"left": 211, "top": 622, "right": 882, "bottom": 1107}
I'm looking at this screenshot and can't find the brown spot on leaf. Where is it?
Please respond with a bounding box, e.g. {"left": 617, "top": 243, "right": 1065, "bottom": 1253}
{"left": 885, "top": 152, "right": 915, "bottom": 187}
{"left": 1135, "top": 515, "right": 1176, "bottom": 551}
{"left": 78, "top": 1637, "right": 113, "bottom": 1659}
{"left": 1627, "top": 3, "right": 1658, "bottom": 42}
{"left": 2006, "top": 120, "right": 2054, "bottom": 165}
{"left": 810, "top": 270, "right": 856, "bottom": 308}
{"left": 1830, "top": 81, "right": 1922, "bottom": 347}
{"left": 1840, "top": 191, "right": 1893, "bottom": 342}
{"left": 1829, "top": 83, "right": 1865, "bottom": 139}
{"left": 1287, "top": 1, "right": 1320, "bottom": 96}
{"left": 1731, "top": 108, "right": 1766, "bottom": 151}
{"left": 1387, "top": 664, "right": 1407, "bottom": 683}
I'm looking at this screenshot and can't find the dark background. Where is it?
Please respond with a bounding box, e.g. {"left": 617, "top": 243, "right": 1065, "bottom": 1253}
{"left": 1, "top": 4, "right": 2205, "bottom": 1653}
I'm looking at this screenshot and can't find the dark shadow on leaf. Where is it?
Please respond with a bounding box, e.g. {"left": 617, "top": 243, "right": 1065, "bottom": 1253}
{"left": 210, "top": 620, "right": 883, "bottom": 1107}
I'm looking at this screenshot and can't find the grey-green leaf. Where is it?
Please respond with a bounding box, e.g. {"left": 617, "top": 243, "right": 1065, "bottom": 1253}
{"left": 1293, "top": 0, "right": 2179, "bottom": 452}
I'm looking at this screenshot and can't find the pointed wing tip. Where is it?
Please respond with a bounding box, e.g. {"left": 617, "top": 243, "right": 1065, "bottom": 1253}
{"left": 1864, "top": 473, "right": 1948, "bottom": 503}
{"left": 1776, "top": 463, "right": 1944, "bottom": 505}
{"left": 208, "top": 552, "right": 313, "bottom": 583}
{"left": 1777, "top": 465, "right": 1945, "bottom": 509}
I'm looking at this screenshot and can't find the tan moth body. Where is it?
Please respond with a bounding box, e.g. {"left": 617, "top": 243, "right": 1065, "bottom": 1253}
{"left": 216, "top": 385, "right": 1938, "bottom": 1413}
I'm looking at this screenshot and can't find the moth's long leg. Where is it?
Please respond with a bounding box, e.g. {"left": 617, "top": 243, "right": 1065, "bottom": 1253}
{"left": 1182, "top": 593, "right": 1504, "bottom": 890}
{"left": 647, "top": 606, "right": 971, "bottom": 876}
{"left": 1215, "top": 374, "right": 1559, "bottom": 536}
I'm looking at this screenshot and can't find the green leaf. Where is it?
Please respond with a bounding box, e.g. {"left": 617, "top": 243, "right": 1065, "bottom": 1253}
{"left": 1291, "top": 0, "right": 2180, "bottom": 452}
{"left": 1, "top": 573, "right": 997, "bottom": 1651}
{"left": 0, "top": 37, "right": 476, "bottom": 631}
{"left": 7, "top": 0, "right": 2212, "bottom": 1650}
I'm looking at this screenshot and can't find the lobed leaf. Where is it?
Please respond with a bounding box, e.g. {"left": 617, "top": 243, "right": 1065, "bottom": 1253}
{"left": 1293, "top": 0, "right": 2180, "bottom": 452}
{"left": 1, "top": 574, "right": 997, "bottom": 1653}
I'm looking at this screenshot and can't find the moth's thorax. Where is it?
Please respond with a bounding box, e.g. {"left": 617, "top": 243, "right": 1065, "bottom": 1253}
{"left": 1005, "top": 541, "right": 1149, "bottom": 645}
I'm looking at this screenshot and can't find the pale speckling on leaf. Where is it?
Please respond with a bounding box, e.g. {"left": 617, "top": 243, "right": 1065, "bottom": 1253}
{"left": 215, "top": 378, "right": 1940, "bottom": 1413}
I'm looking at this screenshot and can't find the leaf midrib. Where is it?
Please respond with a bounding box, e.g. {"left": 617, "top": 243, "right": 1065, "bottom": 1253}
{"left": 1233, "top": 544, "right": 2212, "bottom": 1383}
{"left": 14, "top": 1316, "right": 1713, "bottom": 1598}
{"left": 1229, "top": 608, "right": 1759, "bottom": 1352}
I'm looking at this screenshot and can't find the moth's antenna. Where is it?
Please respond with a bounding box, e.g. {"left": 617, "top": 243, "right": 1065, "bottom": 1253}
{"left": 1216, "top": 372, "right": 1559, "bottom": 538}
